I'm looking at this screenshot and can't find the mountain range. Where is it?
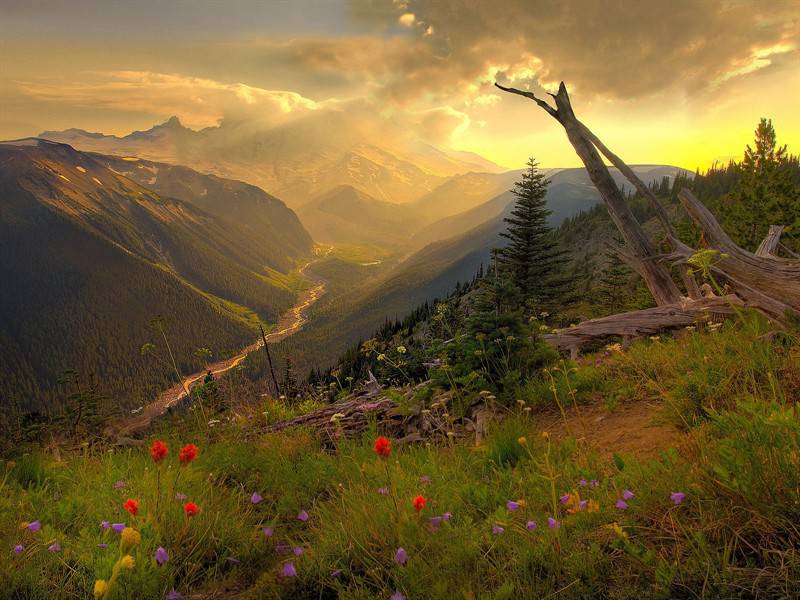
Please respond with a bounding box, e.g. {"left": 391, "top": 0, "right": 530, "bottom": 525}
{"left": 40, "top": 112, "right": 504, "bottom": 208}
{"left": 0, "top": 139, "right": 313, "bottom": 412}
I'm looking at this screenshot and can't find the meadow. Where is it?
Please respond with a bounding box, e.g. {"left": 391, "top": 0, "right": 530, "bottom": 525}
{"left": 3, "top": 315, "right": 800, "bottom": 599}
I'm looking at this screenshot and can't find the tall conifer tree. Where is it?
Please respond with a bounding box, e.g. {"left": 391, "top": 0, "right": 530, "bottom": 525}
{"left": 497, "top": 158, "right": 574, "bottom": 314}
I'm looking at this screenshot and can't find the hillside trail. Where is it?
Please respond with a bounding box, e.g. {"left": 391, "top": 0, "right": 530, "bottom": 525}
{"left": 117, "top": 246, "right": 332, "bottom": 436}
{"left": 534, "top": 399, "right": 685, "bottom": 459}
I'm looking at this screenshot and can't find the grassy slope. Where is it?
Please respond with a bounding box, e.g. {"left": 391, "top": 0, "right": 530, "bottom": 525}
{"left": 3, "top": 317, "right": 800, "bottom": 598}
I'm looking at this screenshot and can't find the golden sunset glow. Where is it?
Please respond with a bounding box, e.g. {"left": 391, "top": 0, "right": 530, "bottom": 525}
{"left": 1, "top": 1, "right": 798, "bottom": 172}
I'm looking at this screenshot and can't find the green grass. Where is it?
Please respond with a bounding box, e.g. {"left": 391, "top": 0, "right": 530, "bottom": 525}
{"left": 328, "top": 244, "right": 395, "bottom": 264}
{"left": 3, "top": 321, "right": 800, "bottom": 598}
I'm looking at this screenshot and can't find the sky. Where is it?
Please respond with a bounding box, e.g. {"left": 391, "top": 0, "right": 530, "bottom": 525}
{"left": 1, "top": 0, "right": 799, "bottom": 171}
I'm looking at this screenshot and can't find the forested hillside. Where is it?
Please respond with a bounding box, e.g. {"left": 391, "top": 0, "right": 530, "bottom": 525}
{"left": 0, "top": 139, "right": 313, "bottom": 415}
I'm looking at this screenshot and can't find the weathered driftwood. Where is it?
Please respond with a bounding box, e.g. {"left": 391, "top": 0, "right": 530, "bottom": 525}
{"left": 264, "top": 383, "right": 494, "bottom": 441}
{"left": 676, "top": 190, "right": 800, "bottom": 315}
{"left": 544, "top": 296, "right": 741, "bottom": 355}
{"left": 756, "top": 225, "right": 784, "bottom": 257}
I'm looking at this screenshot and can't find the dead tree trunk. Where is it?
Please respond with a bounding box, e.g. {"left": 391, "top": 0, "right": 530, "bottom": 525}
{"left": 495, "top": 80, "right": 800, "bottom": 351}
{"left": 496, "top": 82, "right": 683, "bottom": 306}
{"left": 755, "top": 225, "right": 784, "bottom": 258}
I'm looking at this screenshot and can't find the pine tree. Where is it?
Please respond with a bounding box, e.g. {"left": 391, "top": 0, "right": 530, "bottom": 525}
{"left": 595, "top": 237, "right": 632, "bottom": 314}
{"left": 498, "top": 157, "right": 574, "bottom": 314}
{"left": 725, "top": 118, "right": 798, "bottom": 250}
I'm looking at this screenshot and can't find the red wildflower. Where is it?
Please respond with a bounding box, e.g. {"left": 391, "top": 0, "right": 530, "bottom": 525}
{"left": 373, "top": 436, "right": 391, "bottom": 458}
{"left": 412, "top": 495, "right": 426, "bottom": 512}
{"left": 150, "top": 440, "right": 168, "bottom": 463}
{"left": 183, "top": 502, "right": 199, "bottom": 518}
{"left": 179, "top": 443, "right": 198, "bottom": 465}
{"left": 123, "top": 499, "right": 139, "bottom": 516}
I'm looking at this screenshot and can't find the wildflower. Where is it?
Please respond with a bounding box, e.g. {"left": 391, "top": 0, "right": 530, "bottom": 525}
{"left": 121, "top": 527, "right": 141, "bottom": 549}
{"left": 281, "top": 562, "right": 297, "bottom": 577}
{"left": 412, "top": 495, "right": 426, "bottom": 512}
{"left": 155, "top": 547, "right": 169, "bottom": 566}
{"left": 331, "top": 569, "right": 342, "bottom": 577}
{"left": 293, "top": 546, "right": 303, "bottom": 556}
{"left": 120, "top": 555, "right": 135, "bottom": 570}
{"left": 297, "top": 509, "right": 309, "bottom": 522}
{"left": 442, "top": 512, "right": 453, "bottom": 521}
{"left": 98, "top": 543, "right": 108, "bottom": 549}
{"left": 547, "top": 517, "right": 560, "bottom": 529}
{"left": 14, "top": 544, "right": 23, "bottom": 554}
{"left": 526, "top": 521, "right": 537, "bottom": 530}
{"left": 578, "top": 479, "right": 587, "bottom": 487}
{"left": 166, "top": 590, "right": 183, "bottom": 600}
{"left": 492, "top": 524, "right": 505, "bottom": 535}
{"left": 541, "top": 431, "right": 550, "bottom": 439}
{"left": 394, "top": 547, "right": 408, "bottom": 565}
{"left": 263, "top": 527, "right": 274, "bottom": 537}
{"left": 391, "top": 592, "right": 405, "bottom": 600}
{"left": 111, "top": 523, "right": 126, "bottom": 533}
{"left": 517, "top": 436, "right": 527, "bottom": 445}
{"left": 670, "top": 491, "right": 686, "bottom": 505}
{"left": 607, "top": 522, "right": 628, "bottom": 540}
{"left": 622, "top": 489, "right": 635, "bottom": 500}
{"left": 48, "top": 542, "right": 61, "bottom": 553}
{"left": 330, "top": 412, "right": 345, "bottom": 423}
{"left": 590, "top": 479, "right": 599, "bottom": 488}
{"left": 374, "top": 436, "right": 391, "bottom": 458}
{"left": 559, "top": 494, "right": 570, "bottom": 505}
{"left": 506, "top": 500, "right": 520, "bottom": 511}
{"left": 419, "top": 475, "right": 432, "bottom": 485}
{"left": 429, "top": 516, "right": 443, "bottom": 527}
{"left": 251, "top": 492, "right": 263, "bottom": 504}
{"left": 114, "top": 480, "right": 126, "bottom": 489}
{"left": 123, "top": 498, "right": 139, "bottom": 516}
{"left": 397, "top": 346, "right": 407, "bottom": 354}
{"left": 27, "top": 520, "right": 41, "bottom": 532}
{"left": 93, "top": 580, "right": 108, "bottom": 599}
{"left": 184, "top": 502, "right": 199, "bottom": 518}
{"left": 615, "top": 499, "right": 629, "bottom": 510}
{"left": 100, "top": 520, "right": 110, "bottom": 530}
{"left": 178, "top": 443, "right": 198, "bottom": 465}
{"left": 150, "top": 440, "right": 168, "bottom": 463}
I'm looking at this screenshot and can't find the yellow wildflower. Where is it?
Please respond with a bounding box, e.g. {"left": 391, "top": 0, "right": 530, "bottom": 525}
{"left": 120, "top": 527, "right": 141, "bottom": 550}
{"left": 606, "top": 522, "right": 628, "bottom": 540}
{"left": 119, "top": 554, "right": 135, "bottom": 570}
{"left": 586, "top": 499, "right": 600, "bottom": 513}
{"left": 541, "top": 431, "right": 550, "bottom": 439}
{"left": 517, "top": 436, "right": 528, "bottom": 446}
{"left": 93, "top": 580, "right": 108, "bottom": 599}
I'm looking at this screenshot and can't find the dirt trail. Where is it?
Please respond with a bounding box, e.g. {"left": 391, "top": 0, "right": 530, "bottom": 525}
{"left": 536, "top": 400, "right": 685, "bottom": 458}
{"left": 119, "top": 251, "right": 330, "bottom": 435}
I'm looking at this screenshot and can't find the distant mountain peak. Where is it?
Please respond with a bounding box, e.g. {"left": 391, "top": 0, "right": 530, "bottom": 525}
{"left": 163, "top": 115, "right": 183, "bottom": 128}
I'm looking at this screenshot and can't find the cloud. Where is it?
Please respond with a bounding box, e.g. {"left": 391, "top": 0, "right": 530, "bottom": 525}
{"left": 347, "top": 0, "right": 800, "bottom": 102}
{"left": 14, "top": 70, "right": 323, "bottom": 129}
{"left": 414, "top": 105, "right": 471, "bottom": 142}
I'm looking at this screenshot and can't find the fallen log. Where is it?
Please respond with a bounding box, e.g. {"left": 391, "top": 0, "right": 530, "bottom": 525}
{"left": 543, "top": 296, "right": 742, "bottom": 356}
{"left": 677, "top": 190, "right": 800, "bottom": 315}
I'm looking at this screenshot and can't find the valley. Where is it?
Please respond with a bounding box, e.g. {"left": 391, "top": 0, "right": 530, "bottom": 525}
{"left": 120, "top": 247, "right": 331, "bottom": 435}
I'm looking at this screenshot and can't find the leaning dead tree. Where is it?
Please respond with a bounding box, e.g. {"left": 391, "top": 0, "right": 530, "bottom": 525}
{"left": 495, "top": 81, "right": 800, "bottom": 352}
